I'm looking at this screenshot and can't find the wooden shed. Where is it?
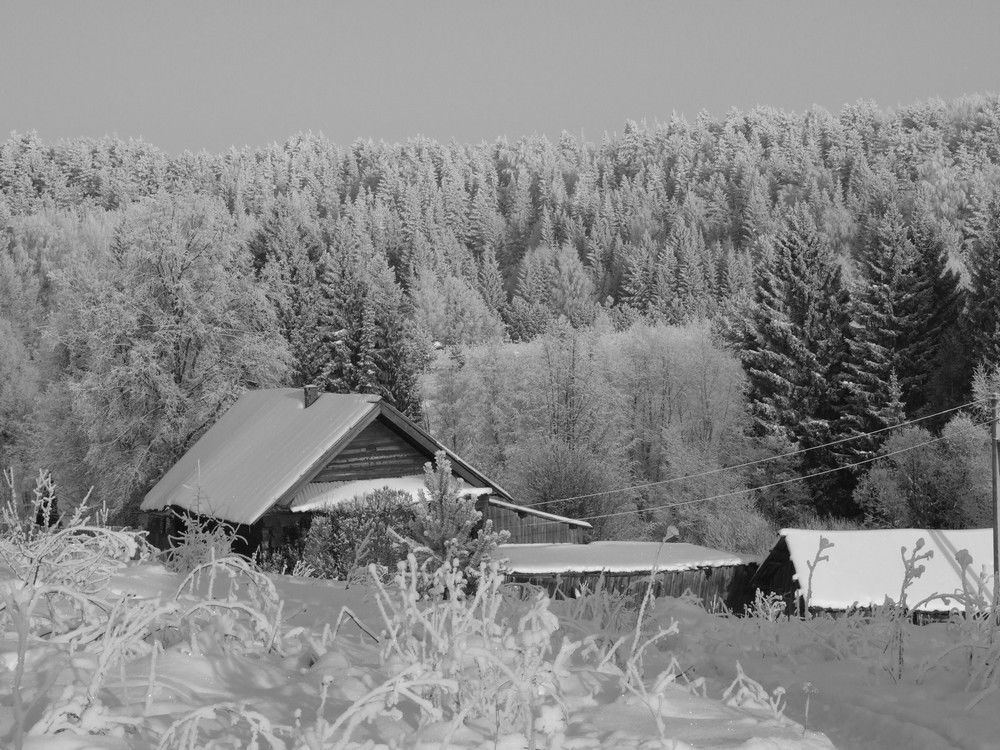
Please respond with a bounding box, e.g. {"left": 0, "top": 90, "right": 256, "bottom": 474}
{"left": 499, "top": 541, "right": 755, "bottom": 610}
{"left": 139, "top": 387, "right": 590, "bottom": 552}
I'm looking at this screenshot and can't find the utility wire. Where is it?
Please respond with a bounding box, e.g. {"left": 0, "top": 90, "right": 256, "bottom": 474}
{"left": 523, "top": 397, "right": 989, "bottom": 511}
{"left": 529, "top": 416, "right": 993, "bottom": 526}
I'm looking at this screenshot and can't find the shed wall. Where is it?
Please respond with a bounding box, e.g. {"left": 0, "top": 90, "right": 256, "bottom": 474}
{"left": 508, "top": 564, "right": 756, "bottom": 611}
{"left": 482, "top": 502, "right": 585, "bottom": 544}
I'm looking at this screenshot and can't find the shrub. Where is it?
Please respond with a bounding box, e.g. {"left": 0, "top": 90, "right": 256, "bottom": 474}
{"left": 163, "top": 509, "right": 242, "bottom": 574}
{"left": 302, "top": 487, "right": 415, "bottom": 580}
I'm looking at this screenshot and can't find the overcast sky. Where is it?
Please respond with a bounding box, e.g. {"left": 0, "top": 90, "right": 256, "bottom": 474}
{"left": 2, "top": 1, "right": 999, "bottom": 154}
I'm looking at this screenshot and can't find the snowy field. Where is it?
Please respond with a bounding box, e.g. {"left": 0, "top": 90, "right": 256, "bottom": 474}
{"left": 5, "top": 513, "right": 1000, "bottom": 749}
{"left": 0, "top": 511, "right": 831, "bottom": 749}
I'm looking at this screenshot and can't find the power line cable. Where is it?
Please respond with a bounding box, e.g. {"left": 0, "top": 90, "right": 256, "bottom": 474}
{"left": 523, "top": 398, "right": 988, "bottom": 510}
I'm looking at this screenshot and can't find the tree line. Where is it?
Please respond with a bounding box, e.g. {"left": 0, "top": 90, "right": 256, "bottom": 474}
{"left": 2, "top": 94, "right": 1000, "bottom": 546}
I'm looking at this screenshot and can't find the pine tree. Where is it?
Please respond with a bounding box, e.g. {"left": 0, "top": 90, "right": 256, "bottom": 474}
{"left": 897, "top": 197, "right": 965, "bottom": 418}
{"left": 249, "top": 195, "right": 326, "bottom": 386}
{"left": 476, "top": 244, "right": 508, "bottom": 318}
{"left": 963, "top": 185, "right": 1000, "bottom": 376}
{"left": 740, "top": 208, "right": 852, "bottom": 511}
{"left": 317, "top": 227, "right": 422, "bottom": 417}
{"left": 508, "top": 245, "right": 555, "bottom": 340}
{"left": 836, "top": 202, "right": 914, "bottom": 461}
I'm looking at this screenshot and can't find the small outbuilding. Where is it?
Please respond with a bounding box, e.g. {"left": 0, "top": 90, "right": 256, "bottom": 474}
{"left": 140, "top": 387, "right": 591, "bottom": 552}
{"left": 750, "top": 528, "right": 995, "bottom": 615}
{"left": 499, "top": 541, "right": 754, "bottom": 609}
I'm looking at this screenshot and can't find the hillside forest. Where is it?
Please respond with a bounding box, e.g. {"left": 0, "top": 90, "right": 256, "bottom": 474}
{"left": 3, "top": 95, "right": 1000, "bottom": 554}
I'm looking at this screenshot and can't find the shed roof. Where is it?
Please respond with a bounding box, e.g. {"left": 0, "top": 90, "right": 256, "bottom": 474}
{"left": 777, "top": 528, "right": 994, "bottom": 613}
{"left": 499, "top": 541, "right": 745, "bottom": 575}
{"left": 140, "top": 388, "right": 589, "bottom": 529}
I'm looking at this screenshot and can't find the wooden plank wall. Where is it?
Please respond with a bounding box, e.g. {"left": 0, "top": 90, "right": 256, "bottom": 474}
{"left": 508, "top": 564, "right": 757, "bottom": 611}
{"left": 313, "top": 418, "right": 428, "bottom": 483}
{"left": 482, "top": 502, "right": 585, "bottom": 544}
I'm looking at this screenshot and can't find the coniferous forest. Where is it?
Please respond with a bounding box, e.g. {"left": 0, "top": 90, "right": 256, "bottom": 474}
{"left": 4, "top": 95, "right": 1000, "bottom": 553}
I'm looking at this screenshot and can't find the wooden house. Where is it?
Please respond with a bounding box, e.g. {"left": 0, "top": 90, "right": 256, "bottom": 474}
{"left": 749, "top": 528, "right": 995, "bottom": 616}
{"left": 139, "top": 387, "right": 590, "bottom": 552}
{"left": 499, "top": 541, "right": 755, "bottom": 610}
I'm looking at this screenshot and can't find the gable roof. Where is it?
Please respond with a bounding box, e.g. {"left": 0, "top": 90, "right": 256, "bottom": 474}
{"left": 140, "top": 388, "right": 589, "bottom": 529}
{"left": 771, "top": 528, "right": 994, "bottom": 613}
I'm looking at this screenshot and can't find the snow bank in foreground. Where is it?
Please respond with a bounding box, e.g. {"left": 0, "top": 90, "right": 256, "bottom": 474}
{"left": 499, "top": 541, "right": 746, "bottom": 575}
{"left": 782, "top": 527, "right": 995, "bottom": 612}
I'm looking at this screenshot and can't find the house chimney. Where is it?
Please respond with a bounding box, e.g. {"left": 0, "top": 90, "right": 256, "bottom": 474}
{"left": 303, "top": 384, "right": 320, "bottom": 408}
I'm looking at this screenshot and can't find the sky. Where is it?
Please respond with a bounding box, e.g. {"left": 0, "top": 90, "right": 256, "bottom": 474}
{"left": 2, "top": 1, "right": 999, "bottom": 154}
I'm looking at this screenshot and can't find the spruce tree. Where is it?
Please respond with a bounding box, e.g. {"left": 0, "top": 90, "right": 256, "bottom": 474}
{"left": 963, "top": 186, "right": 1000, "bottom": 377}
{"left": 836, "top": 202, "right": 913, "bottom": 462}
{"left": 317, "top": 228, "right": 422, "bottom": 417}
{"left": 740, "top": 208, "right": 852, "bottom": 513}
{"left": 897, "top": 197, "right": 965, "bottom": 418}
{"left": 249, "top": 195, "right": 326, "bottom": 386}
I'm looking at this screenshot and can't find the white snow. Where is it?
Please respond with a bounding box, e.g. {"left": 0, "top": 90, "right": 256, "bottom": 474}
{"left": 781, "top": 527, "right": 995, "bottom": 612}
{"left": 499, "top": 541, "right": 746, "bottom": 575}
{"left": 289, "top": 474, "right": 492, "bottom": 512}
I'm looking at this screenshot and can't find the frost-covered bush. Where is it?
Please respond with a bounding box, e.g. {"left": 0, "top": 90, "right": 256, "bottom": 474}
{"left": 301, "top": 487, "right": 415, "bottom": 580}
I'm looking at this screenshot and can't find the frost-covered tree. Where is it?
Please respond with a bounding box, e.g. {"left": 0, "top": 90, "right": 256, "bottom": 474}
{"left": 897, "top": 198, "right": 965, "bottom": 418}
{"left": 853, "top": 416, "right": 990, "bottom": 529}
{"left": 963, "top": 185, "right": 1000, "bottom": 376}
{"left": 836, "top": 203, "right": 913, "bottom": 461}
{"left": 249, "top": 195, "right": 327, "bottom": 386}
{"left": 740, "top": 209, "right": 853, "bottom": 513}
{"left": 0, "top": 317, "right": 38, "bottom": 479}
{"left": 41, "top": 191, "right": 289, "bottom": 518}
{"left": 317, "top": 226, "right": 423, "bottom": 417}
{"left": 406, "top": 451, "right": 508, "bottom": 571}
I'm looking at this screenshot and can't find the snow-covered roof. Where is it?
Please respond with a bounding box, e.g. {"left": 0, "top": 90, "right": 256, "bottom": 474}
{"left": 289, "top": 475, "right": 492, "bottom": 513}
{"left": 780, "top": 528, "right": 995, "bottom": 613}
{"left": 140, "top": 388, "right": 588, "bottom": 529}
{"left": 498, "top": 541, "right": 745, "bottom": 575}
{"left": 141, "top": 390, "right": 379, "bottom": 524}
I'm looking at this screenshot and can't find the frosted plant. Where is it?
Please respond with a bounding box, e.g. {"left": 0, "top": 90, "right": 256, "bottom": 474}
{"left": 723, "top": 662, "right": 787, "bottom": 722}
{"left": 164, "top": 508, "right": 243, "bottom": 574}
{"left": 801, "top": 535, "right": 834, "bottom": 617}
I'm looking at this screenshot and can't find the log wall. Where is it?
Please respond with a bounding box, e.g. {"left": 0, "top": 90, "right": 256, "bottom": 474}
{"left": 481, "top": 502, "right": 586, "bottom": 544}
{"left": 313, "top": 417, "right": 427, "bottom": 483}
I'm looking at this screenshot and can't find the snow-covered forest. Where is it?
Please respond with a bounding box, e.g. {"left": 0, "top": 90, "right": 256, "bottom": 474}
{"left": 3, "top": 95, "right": 1000, "bottom": 547}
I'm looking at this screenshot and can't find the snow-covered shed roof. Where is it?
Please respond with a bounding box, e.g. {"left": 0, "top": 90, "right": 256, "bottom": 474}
{"left": 499, "top": 541, "right": 746, "bottom": 576}
{"left": 141, "top": 388, "right": 584, "bottom": 528}
{"left": 777, "top": 528, "right": 995, "bottom": 613}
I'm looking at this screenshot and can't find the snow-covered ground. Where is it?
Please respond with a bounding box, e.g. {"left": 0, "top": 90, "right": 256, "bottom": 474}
{"left": 650, "top": 595, "right": 1000, "bottom": 750}
{"left": 7, "top": 520, "right": 1000, "bottom": 749}
{"left": 2, "top": 542, "right": 831, "bottom": 749}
